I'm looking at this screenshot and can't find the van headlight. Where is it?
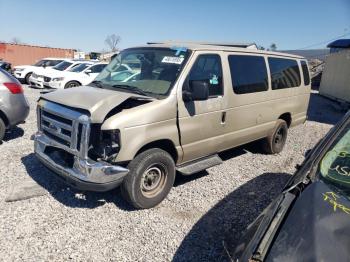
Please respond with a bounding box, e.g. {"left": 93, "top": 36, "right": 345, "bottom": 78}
{"left": 89, "top": 129, "right": 120, "bottom": 162}
{"left": 15, "top": 68, "right": 24, "bottom": 72}
{"left": 52, "top": 77, "right": 64, "bottom": 81}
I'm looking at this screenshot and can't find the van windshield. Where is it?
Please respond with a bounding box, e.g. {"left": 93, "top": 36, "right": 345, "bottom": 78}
{"left": 94, "top": 47, "right": 190, "bottom": 98}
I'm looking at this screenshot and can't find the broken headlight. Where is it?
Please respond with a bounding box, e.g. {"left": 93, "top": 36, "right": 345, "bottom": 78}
{"left": 89, "top": 129, "right": 120, "bottom": 162}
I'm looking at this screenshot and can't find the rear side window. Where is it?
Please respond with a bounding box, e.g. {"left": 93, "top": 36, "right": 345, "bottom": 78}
{"left": 47, "top": 60, "right": 62, "bottom": 67}
{"left": 228, "top": 55, "right": 268, "bottom": 94}
{"left": 188, "top": 54, "right": 223, "bottom": 97}
{"left": 90, "top": 64, "right": 107, "bottom": 73}
{"left": 301, "top": 60, "right": 310, "bottom": 85}
{"left": 268, "top": 57, "right": 301, "bottom": 89}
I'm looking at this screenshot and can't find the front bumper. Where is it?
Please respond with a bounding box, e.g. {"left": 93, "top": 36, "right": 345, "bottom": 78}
{"left": 34, "top": 132, "right": 129, "bottom": 192}
{"left": 29, "top": 76, "right": 51, "bottom": 89}
{"left": 47, "top": 81, "right": 64, "bottom": 89}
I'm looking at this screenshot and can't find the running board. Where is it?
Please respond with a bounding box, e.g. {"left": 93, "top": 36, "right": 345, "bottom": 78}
{"left": 176, "top": 154, "right": 223, "bottom": 175}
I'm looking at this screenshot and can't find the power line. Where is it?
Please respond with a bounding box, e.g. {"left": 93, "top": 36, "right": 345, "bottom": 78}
{"left": 298, "top": 30, "right": 350, "bottom": 50}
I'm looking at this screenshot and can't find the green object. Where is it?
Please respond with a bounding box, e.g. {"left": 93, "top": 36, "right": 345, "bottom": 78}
{"left": 210, "top": 75, "right": 219, "bottom": 85}
{"left": 320, "top": 130, "right": 350, "bottom": 186}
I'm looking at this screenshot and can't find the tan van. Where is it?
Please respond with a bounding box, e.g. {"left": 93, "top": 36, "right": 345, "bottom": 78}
{"left": 33, "top": 42, "right": 310, "bottom": 208}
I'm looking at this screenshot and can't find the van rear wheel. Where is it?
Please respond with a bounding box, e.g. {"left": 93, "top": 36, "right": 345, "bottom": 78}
{"left": 0, "top": 118, "right": 5, "bottom": 141}
{"left": 263, "top": 119, "right": 288, "bottom": 154}
{"left": 121, "top": 148, "right": 176, "bottom": 209}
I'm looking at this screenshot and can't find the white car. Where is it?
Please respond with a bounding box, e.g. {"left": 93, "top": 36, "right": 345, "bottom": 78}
{"left": 13, "top": 58, "right": 65, "bottom": 84}
{"left": 29, "top": 60, "right": 95, "bottom": 89}
{"left": 47, "top": 62, "right": 108, "bottom": 89}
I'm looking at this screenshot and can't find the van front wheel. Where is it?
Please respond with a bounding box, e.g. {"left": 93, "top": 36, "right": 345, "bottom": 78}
{"left": 121, "top": 148, "right": 176, "bottom": 209}
{"left": 263, "top": 119, "right": 288, "bottom": 154}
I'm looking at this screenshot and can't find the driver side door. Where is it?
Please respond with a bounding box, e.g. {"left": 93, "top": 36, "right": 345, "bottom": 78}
{"left": 178, "top": 53, "right": 226, "bottom": 162}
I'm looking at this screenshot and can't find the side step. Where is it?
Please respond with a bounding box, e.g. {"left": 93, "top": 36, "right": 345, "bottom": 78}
{"left": 176, "top": 154, "right": 223, "bottom": 175}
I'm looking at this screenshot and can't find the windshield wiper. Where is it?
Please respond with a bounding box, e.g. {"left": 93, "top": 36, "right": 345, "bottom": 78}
{"left": 112, "top": 84, "right": 149, "bottom": 97}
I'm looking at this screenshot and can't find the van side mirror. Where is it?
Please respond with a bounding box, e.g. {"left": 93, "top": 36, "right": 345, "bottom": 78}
{"left": 183, "top": 80, "right": 209, "bottom": 102}
{"left": 85, "top": 69, "right": 92, "bottom": 75}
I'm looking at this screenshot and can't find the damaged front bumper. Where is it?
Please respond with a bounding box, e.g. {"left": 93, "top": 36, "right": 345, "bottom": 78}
{"left": 34, "top": 132, "right": 129, "bottom": 192}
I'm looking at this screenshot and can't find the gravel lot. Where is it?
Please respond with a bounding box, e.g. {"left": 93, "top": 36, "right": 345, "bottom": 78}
{"left": 0, "top": 86, "right": 346, "bottom": 261}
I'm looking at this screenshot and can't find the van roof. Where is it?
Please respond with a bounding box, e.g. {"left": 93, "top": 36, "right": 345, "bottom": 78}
{"left": 131, "top": 41, "right": 304, "bottom": 59}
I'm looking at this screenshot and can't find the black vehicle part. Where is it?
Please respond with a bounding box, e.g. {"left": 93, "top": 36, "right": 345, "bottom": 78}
{"left": 263, "top": 119, "right": 288, "bottom": 154}
{"left": 121, "top": 148, "right": 176, "bottom": 209}
{"left": 0, "top": 117, "right": 5, "bottom": 141}
{"left": 88, "top": 128, "right": 120, "bottom": 162}
{"left": 64, "top": 81, "right": 81, "bottom": 89}
{"left": 176, "top": 154, "right": 222, "bottom": 175}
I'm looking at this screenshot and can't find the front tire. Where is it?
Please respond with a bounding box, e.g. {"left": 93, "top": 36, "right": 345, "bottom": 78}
{"left": 25, "top": 73, "right": 32, "bottom": 85}
{"left": 263, "top": 119, "right": 288, "bottom": 154}
{"left": 64, "top": 81, "right": 80, "bottom": 89}
{"left": 0, "top": 118, "right": 6, "bottom": 141}
{"left": 121, "top": 148, "right": 176, "bottom": 209}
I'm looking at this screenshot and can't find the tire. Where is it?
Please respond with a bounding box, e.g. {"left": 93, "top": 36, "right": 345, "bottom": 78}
{"left": 64, "top": 81, "right": 80, "bottom": 89}
{"left": 263, "top": 119, "right": 288, "bottom": 154}
{"left": 0, "top": 118, "right": 6, "bottom": 142}
{"left": 121, "top": 148, "right": 176, "bottom": 209}
{"left": 25, "top": 73, "right": 32, "bottom": 85}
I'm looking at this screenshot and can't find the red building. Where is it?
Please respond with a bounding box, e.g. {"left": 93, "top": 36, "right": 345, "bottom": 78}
{"left": 0, "top": 43, "right": 75, "bottom": 66}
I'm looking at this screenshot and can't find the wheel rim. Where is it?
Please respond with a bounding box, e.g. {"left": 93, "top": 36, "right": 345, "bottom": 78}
{"left": 274, "top": 127, "right": 285, "bottom": 145}
{"left": 141, "top": 164, "right": 167, "bottom": 198}
{"left": 68, "top": 82, "right": 78, "bottom": 88}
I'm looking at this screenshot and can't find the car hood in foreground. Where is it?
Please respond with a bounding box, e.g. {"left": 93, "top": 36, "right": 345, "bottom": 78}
{"left": 265, "top": 180, "right": 350, "bottom": 261}
{"left": 40, "top": 86, "right": 150, "bottom": 123}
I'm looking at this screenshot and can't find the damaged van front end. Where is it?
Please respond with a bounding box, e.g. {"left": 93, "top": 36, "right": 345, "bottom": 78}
{"left": 34, "top": 99, "right": 129, "bottom": 191}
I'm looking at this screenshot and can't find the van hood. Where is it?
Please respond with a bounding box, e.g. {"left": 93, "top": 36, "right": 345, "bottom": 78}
{"left": 40, "top": 85, "right": 151, "bottom": 123}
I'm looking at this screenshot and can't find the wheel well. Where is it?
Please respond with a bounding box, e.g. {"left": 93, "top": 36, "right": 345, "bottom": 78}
{"left": 65, "top": 80, "right": 81, "bottom": 87}
{"left": 0, "top": 110, "right": 9, "bottom": 127}
{"left": 136, "top": 139, "right": 178, "bottom": 162}
{"left": 279, "top": 113, "right": 292, "bottom": 127}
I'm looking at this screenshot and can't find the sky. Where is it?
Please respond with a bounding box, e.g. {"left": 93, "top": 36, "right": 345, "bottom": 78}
{"left": 0, "top": 0, "right": 349, "bottom": 52}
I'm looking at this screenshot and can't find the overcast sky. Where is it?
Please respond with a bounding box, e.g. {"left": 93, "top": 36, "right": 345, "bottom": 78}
{"left": 0, "top": 0, "right": 349, "bottom": 52}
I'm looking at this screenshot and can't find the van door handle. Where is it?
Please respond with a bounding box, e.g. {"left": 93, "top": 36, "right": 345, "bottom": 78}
{"left": 221, "top": 112, "right": 226, "bottom": 124}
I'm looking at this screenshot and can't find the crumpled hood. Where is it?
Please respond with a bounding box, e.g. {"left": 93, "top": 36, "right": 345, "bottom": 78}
{"left": 41, "top": 85, "right": 147, "bottom": 123}
{"left": 266, "top": 181, "right": 350, "bottom": 261}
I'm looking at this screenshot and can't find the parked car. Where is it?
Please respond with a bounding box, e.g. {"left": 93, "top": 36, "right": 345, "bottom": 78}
{"left": 0, "top": 68, "right": 30, "bottom": 141}
{"left": 46, "top": 62, "right": 107, "bottom": 89}
{"left": 33, "top": 42, "right": 311, "bottom": 209}
{"left": 13, "top": 58, "right": 65, "bottom": 84}
{"left": 228, "top": 110, "right": 350, "bottom": 261}
{"left": 29, "top": 60, "right": 94, "bottom": 89}
{"left": 0, "top": 61, "right": 12, "bottom": 73}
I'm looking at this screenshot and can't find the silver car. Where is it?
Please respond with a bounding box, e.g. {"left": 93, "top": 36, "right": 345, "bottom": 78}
{"left": 0, "top": 68, "right": 30, "bottom": 141}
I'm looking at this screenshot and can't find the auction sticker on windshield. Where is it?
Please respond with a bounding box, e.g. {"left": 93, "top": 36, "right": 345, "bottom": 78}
{"left": 162, "top": 56, "right": 184, "bottom": 64}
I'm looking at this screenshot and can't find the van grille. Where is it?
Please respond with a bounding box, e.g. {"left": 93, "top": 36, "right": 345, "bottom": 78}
{"left": 38, "top": 102, "right": 89, "bottom": 156}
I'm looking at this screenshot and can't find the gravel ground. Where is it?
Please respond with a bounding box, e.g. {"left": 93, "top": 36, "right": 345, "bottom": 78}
{"left": 0, "top": 87, "right": 346, "bottom": 261}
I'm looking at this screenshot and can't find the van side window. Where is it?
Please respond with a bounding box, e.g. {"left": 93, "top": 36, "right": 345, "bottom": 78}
{"left": 228, "top": 55, "right": 268, "bottom": 94}
{"left": 301, "top": 60, "right": 310, "bottom": 85}
{"left": 188, "top": 54, "right": 223, "bottom": 97}
{"left": 268, "top": 57, "right": 301, "bottom": 89}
